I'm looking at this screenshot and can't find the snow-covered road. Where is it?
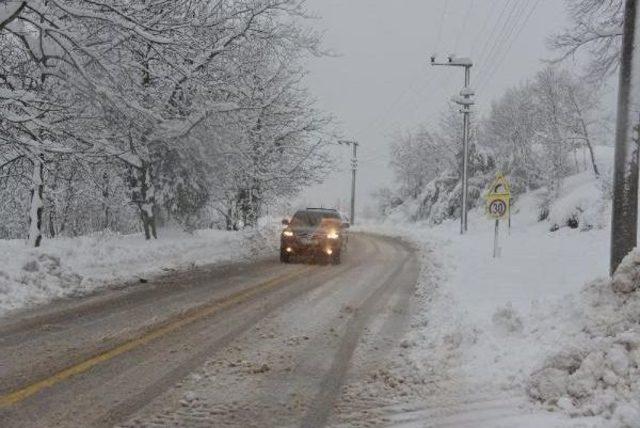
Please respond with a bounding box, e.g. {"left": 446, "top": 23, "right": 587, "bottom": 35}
{"left": 0, "top": 234, "right": 422, "bottom": 427}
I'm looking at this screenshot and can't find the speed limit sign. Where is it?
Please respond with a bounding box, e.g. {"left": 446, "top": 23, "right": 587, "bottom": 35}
{"left": 485, "top": 175, "right": 511, "bottom": 221}
{"left": 488, "top": 198, "right": 508, "bottom": 219}
{"left": 485, "top": 175, "right": 511, "bottom": 258}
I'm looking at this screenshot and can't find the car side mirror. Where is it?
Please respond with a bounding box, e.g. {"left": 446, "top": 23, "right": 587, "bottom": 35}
{"left": 342, "top": 222, "right": 350, "bottom": 229}
{"left": 282, "top": 218, "right": 289, "bottom": 226}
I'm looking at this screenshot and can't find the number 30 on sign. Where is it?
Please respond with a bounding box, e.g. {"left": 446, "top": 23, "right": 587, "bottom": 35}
{"left": 488, "top": 197, "right": 508, "bottom": 219}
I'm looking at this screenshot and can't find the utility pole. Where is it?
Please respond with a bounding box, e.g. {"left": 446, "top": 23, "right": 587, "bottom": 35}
{"left": 430, "top": 55, "right": 475, "bottom": 234}
{"left": 611, "top": 0, "right": 640, "bottom": 275}
{"left": 338, "top": 140, "right": 359, "bottom": 225}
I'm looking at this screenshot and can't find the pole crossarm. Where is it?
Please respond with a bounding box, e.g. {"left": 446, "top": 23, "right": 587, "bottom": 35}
{"left": 337, "top": 140, "right": 359, "bottom": 147}
{"left": 430, "top": 56, "right": 473, "bottom": 67}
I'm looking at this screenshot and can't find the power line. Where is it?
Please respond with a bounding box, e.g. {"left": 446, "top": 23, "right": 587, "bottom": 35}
{"left": 361, "top": 0, "right": 451, "bottom": 140}
{"left": 476, "top": 0, "right": 515, "bottom": 61}
{"left": 357, "top": 59, "right": 456, "bottom": 163}
{"left": 478, "top": 0, "right": 523, "bottom": 73}
{"left": 363, "top": 73, "right": 428, "bottom": 135}
{"left": 477, "top": 0, "right": 542, "bottom": 94}
{"left": 433, "top": 0, "right": 448, "bottom": 55}
{"left": 351, "top": 0, "right": 478, "bottom": 168}
{"left": 475, "top": 1, "right": 528, "bottom": 89}
{"left": 455, "top": 0, "right": 475, "bottom": 54}
{"left": 470, "top": 0, "right": 500, "bottom": 55}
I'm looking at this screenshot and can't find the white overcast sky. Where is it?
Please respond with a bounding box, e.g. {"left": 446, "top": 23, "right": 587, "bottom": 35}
{"left": 297, "top": 0, "right": 570, "bottom": 215}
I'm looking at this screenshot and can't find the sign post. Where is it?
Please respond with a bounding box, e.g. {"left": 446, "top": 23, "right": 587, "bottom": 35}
{"left": 494, "top": 218, "right": 500, "bottom": 258}
{"left": 486, "top": 175, "right": 511, "bottom": 258}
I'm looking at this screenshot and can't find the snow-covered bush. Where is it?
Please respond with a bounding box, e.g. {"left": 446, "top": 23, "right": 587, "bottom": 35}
{"left": 547, "top": 176, "right": 608, "bottom": 231}
{"left": 383, "top": 135, "right": 496, "bottom": 225}
{"left": 527, "top": 250, "right": 640, "bottom": 422}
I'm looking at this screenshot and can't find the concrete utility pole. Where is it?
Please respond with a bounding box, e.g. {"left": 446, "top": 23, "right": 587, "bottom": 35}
{"left": 430, "top": 55, "right": 475, "bottom": 234}
{"left": 338, "top": 140, "right": 359, "bottom": 225}
{"left": 611, "top": 0, "right": 640, "bottom": 275}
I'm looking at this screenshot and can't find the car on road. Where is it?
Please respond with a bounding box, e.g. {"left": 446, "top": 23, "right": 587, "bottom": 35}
{"left": 280, "top": 208, "right": 349, "bottom": 264}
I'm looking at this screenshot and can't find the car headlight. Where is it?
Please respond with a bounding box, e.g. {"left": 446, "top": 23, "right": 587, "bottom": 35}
{"left": 283, "top": 230, "right": 294, "bottom": 237}
{"left": 326, "top": 230, "right": 339, "bottom": 240}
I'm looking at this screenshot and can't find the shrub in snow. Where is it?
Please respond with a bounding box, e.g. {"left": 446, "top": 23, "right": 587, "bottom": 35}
{"left": 527, "top": 250, "right": 640, "bottom": 421}
{"left": 414, "top": 174, "right": 460, "bottom": 224}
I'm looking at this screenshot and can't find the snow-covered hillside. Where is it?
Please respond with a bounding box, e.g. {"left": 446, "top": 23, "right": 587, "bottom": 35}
{"left": 360, "top": 146, "right": 639, "bottom": 426}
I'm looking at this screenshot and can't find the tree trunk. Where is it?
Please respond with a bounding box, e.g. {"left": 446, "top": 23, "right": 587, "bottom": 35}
{"left": 140, "top": 165, "right": 157, "bottom": 240}
{"left": 28, "top": 156, "right": 44, "bottom": 247}
{"left": 48, "top": 210, "right": 56, "bottom": 238}
{"left": 102, "top": 170, "right": 111, "bottom": 230}
{"left": 570, "top": 94, "right": 600, "bottom": 178}
{"left": 584, "top": 139, "right": 600, "bottom": 178}
{"left": 132, "top": 163, "right": 158, "bottom": 240}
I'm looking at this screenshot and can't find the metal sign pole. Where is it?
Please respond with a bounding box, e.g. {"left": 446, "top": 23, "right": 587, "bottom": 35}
{"left": 493, "top": 219, "right": 500, "bottom": 258}
{"left": 508, "top": 199, "right": 511, "bottom": 235}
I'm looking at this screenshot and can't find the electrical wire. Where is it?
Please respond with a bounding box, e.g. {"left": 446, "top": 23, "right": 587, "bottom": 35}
{"left": 476, "top": 0, "right": 515, "bottom": 62}
{"left": 433, "top": 0, "right": 448, "bottom": 56}
{"left": 478, "top": 0, "right": 523, "bottom": 74}
{"left": 470, "top": 0, "right": 500, "bottom": 55}
{"left": 474, "top": 0, "right": 528, "bottom": 91}
{"left": 477, "top": 0, "right": 542, "bottom": 94}
{"left": 455, "top": 0, "right": 475, "bottom": 55}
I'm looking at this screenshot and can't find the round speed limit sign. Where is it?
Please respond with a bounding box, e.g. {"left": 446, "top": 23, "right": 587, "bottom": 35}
{"left": 488, "top": 198, "right": 508, "bottom": 219}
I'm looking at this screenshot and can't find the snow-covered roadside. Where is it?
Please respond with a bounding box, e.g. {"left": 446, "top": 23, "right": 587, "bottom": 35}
{"left": 355, "top": 220, "right": 616, "bottom": 425}
{"left": 355, "top": 168, "right": 639, "bottom": 425}
{"left": 359, "top": 210, "right": 607, "bottom": 363}
{"left": 0, "top": 224, "right": 279, "bottom": 318}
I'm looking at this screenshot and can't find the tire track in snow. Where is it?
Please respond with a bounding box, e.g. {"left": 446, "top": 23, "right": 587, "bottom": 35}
{"left": 301, "top": 252, "right": 411, "bottom": 428}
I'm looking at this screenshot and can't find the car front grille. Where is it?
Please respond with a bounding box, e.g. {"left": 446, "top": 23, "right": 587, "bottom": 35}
{"left": 296, "top": 232, "right": 323, "bottom": 240}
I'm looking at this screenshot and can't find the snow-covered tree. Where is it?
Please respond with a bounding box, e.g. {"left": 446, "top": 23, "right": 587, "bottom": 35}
{"left": 389, "top": 119, "right": 461, "bottom": 201}
{"left": 550, "top": 0, "right": 625, "bottom": 81}
{"left": 379, "top": 66, "right": 606, "bottom": 225}
{"left": 0, "top": 0, "right": 332, "bottom": 243}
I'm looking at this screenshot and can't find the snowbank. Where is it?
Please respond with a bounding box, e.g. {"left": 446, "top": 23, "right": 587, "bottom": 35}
{"left": 527, "top": 250, "right": 640, "bottom": 425}
{"left": 0, "top": 226, "right": 276, "bottom": 317}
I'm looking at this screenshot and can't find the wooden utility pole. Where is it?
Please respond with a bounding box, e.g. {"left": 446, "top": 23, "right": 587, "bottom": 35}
{"left": 611, "top": 0, "right": 640, "bottom": 275}
{"left": 338, "top": 140, "right": 359, "bottom": 225}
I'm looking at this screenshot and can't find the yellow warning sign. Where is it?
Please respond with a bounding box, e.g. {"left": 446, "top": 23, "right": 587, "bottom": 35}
{"left": 486, "top": 175, "right": 511, "bottom": 220}
{"left": 487, "top": 175, "right": 511, "bottom": 197}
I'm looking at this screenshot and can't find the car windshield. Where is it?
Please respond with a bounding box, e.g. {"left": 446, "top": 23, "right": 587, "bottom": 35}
{"left": 290, "top": 211, "right": 339, "bottom": 228}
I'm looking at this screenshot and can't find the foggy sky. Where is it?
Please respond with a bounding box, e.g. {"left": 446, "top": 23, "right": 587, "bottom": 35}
{"left": 297, "top": 0, "right": 570, "bottom": 217}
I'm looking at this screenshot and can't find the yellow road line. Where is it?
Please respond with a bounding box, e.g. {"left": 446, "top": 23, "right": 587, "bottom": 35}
{"left": 0, "top": 266, "right": 311, "bottom": 408}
